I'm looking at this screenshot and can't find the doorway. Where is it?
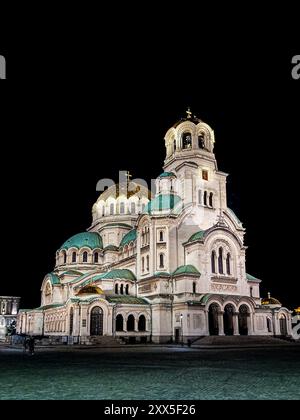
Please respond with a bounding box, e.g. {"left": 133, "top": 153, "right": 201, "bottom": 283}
{"left": 90, "top": 306, "right": 103, "bottom": 336}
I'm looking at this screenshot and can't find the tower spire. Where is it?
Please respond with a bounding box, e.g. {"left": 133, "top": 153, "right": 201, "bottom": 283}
{"left": 186, "top": 107, "right": 192, "bottom": 119}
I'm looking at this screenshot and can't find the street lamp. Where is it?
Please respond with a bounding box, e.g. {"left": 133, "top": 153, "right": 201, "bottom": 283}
{"left": 180, "top": 314, "right": 183, "bottom": 346}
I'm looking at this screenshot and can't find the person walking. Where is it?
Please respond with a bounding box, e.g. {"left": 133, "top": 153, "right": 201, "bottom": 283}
{"left": 28, "top": 337, "right": 35, "bottom": 355}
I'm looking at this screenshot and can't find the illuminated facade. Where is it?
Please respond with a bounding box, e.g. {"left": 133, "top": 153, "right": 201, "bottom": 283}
{"left": 17, "top": 112, "right": 292, "bottom": 343}
{"left": 0, "top": 296, "right": 20, "bottom": 339}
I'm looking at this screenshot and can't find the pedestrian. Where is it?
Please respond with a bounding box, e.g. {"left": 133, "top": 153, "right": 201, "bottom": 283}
{"left": 28, "top": 337, "right": 35, "bottom": 355}
{"left": 23, "top": 337, "right": 28, "bottom": 353}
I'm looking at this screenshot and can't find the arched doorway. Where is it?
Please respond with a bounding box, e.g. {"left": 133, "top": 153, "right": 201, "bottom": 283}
{"left": 138, "top": 315, "right": 146, "bottom": 331}
{"left": 223, "top": 304, "right": 234, "bottom": 336}
{"left": 279, "top": 314, "right": 287, "bottom": 336}
{"left": 208, "top": 303, "right": 219, "bottom": 335}
{"left": 238, "top": 305, "right": 249, "bottom": 335}
{"left": 90, "top": 307, "right": 103, "bottom": 336}
{"left": 116, "top": 314, "right": 123, "bottom": 332}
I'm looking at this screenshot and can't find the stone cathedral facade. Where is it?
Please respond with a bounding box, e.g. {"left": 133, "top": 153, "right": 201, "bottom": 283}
{"left": 17, "top": 111, "right": 292, "bottom": 343}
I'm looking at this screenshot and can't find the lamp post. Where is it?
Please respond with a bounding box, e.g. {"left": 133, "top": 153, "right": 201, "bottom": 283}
{"left": 180, "top": 313, "right": 183, "bottom": 346}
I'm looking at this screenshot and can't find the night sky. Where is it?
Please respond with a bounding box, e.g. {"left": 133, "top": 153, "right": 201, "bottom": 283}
{"left": 0, "top": 17, "right": 299, "bottom": 310}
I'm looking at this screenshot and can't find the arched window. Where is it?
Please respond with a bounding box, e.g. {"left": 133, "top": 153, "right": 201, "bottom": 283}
{"left": 173, "top": 139, "right": 176, "bottom": 152}
{"left": 211, "top": 251, "right": 216, "bottom": 273}
{"left": 193, "top": 282, "right": 196, "bottom": 293}
{"left": 94, "top": 252, "right": 99, "bottom": 263}
{"left": 182, "top": 132, "right": 192, "bottom": 149}
{"left": 250, "top": 286, "right": 253, "bottom": 297}
{"left": 146, "top": 255, "right": 150, "bottom": 271}
{"left": 72, "top": 252, "right": 77, "bottom": 263}
{"left": 120, "top": 284, "right": 124, "bottom": 295}
{"left": 218, "top": 247, "right": 224, "bottom": 274}
{"left": 159, "top": 253, "right": 164, "bottom": 269}
{"left": 198, "top": 134, "right": 205, "bottom": 149}
{"left": 125, "top": 284, "right": 129, "bottom": 295}
{"left": 142, "top": 257, "right": 145, "bottom": 272}
{"left": 115, "top": 283, "right": 118, "bottom": 294}
{"left": 209, "top": 192, "right": 213, "bottom": 207}
{"left": 116, "top": 314, "right": 123, "bottom": 332}
{"left": 159, "top": 231, "right": 164, "bottom": 242}
{"left": 226, "top": 253, "right": 231, "bottom": 275}
{"left": 83, "top": 251, "right": 88, "bottom": 263}
{"left": 198, "top": 190, "right": 202, "bottom": 205}
{"left": 204, "top": 191, "right": 207, "bottom": 206}
{"left": 120, "top": 202, "right": 125, "bottom": 214}
{"left": 110, "top": 203, "right": 114, "bottom": 215}
{"left": 127, "top": 314, "right": 135, "bottom": 331}
{"left": 63, "top": 251, "right": 67, "bottom": 264}
{"left": 69, "top": 308, "right": 74, "bottom": 336}
{"left": 131, "top": 202, "right": 136, "bottom": 214}
{"left": 138, "top": 315, "right": 146, "bottom": 331}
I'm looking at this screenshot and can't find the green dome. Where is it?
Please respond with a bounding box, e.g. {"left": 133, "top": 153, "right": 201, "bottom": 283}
{"left": 144, "top": 194, "right": 182, "bottom": 214}
{"left": 158, "top": 172, "right": 176, "bottom": 178}
{"left": 120, "top": 229, "right": 137, "bottom": 247}
{"left": 173, "top": 265, "right": 200, "bottom": 276}
{"left": 188, "top": 230, "right": 206, "bottom": 243}
{"left": 60, "top": 232, "right": 103, "bottom": 250}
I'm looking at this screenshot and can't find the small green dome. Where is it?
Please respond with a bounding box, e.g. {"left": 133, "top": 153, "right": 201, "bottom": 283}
{"left": 144, "top": 194, "right": 182, "bottom": 214}
{"left": 60, "top": 232, "right": 103, "bottom": 250}
{"left": 120, "top": 229, "right": 137, "bottom": 247}
{"left": 188, "top": 230, "right": 206, "bottom": 243}
{"left": 173, "top": 265, "right": 200, "bottom": 276}
{"left": 158, "top": 172, "right": 176, "bottom": 178}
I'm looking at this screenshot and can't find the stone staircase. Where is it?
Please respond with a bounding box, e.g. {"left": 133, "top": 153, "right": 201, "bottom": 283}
{"left": 191, "top": 335, "right": 296, "bottom": 346}
{"left": 86, "top": 336, "right": 125, "bottom": 347}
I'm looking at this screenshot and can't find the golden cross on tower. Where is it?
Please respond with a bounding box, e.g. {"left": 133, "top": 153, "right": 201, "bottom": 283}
{"left": 186, "top": 107, "right": 192, "bottom": 119}
{"left": 126, "top": 171, "right": 133, "bottom": 183}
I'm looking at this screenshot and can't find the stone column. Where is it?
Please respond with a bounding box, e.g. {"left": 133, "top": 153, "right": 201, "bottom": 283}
{"left": 135, "top": 317, "right": 139, "bottom": 332}
{"left": 218, "top": 311, "right": 225, "bottom": 336}
{"left": 233, "top": 313, "right": 239, "bottom": 335}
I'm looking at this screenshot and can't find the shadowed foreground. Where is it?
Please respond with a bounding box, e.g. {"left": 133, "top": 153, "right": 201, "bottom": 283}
{"left": 0, "top": 345, "right": 299, "bottom": 400}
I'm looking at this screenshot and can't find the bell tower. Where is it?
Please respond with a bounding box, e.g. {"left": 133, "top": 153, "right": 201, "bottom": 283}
{"left": 162, "top": 110, "right": 228, "bottom": 225}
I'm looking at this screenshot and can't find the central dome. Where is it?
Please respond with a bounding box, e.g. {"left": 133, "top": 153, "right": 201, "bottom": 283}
{"left": 99, "top": 182, "right": 152, "bottom": 201}
{"left": 60, "top": 232, "right": 103, "bottom": 250}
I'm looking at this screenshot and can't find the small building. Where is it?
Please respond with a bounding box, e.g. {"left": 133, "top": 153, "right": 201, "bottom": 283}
{"left": 0, "top": 296, "right": 21, "bottom": 339}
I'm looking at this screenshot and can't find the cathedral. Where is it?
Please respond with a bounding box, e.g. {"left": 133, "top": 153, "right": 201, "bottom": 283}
{"left": 17, "top": 111, "right": 292, "bottom": 343}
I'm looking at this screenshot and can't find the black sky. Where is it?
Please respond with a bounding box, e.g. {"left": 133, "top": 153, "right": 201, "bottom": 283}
{"left": 0, "top": 14, "right": 299, "bottom": 309}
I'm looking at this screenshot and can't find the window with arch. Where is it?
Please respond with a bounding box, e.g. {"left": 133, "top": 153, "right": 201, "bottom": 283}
{"left": 173, "top": 139, "right": 176, "bottom": 152}
{"left": 193, "top": 282, "right": 196, "bottom": 293}
{"left": 250, "top": 286, "right": 253, "bottom": 297}
{"left": 94, "top": 252, "right": 99, "bottom": 263}
{"left": 127, "top": 314, "right": 135, "bottom": 331}
{"left": 146, "top": 255, "right": 150, "bottom": 271}
{"left": 159, "top": 231, "right": 164, "bottom": 242}
{"left": 203, "top": 191, "right": 208, "bottom": 206}
{"left": 72, "top": 252, "right": 77, "bottom": 263}
{"left": 226, "top": 253, "right": 231, "bottom": 275}
{"left": 63, "top": 251, "right": 67, "bottom": 264}
{"left": 209, "top": 192, "right": 213, "bottom": 207}
{"left": 120, "top": 202, "right": 125, "bottom": 214}
{"left": 159, "top": 253, "right": 164, "bottom": 269}
{"left": 198, "top": 134, "right": 205, "bottom": 149}
{"left": 267, "top": 318, "right": 272, "bottom": 333}
{"left": 142, "top": 257, "right": 145, "bottom": 272}
{"left": 120, "top": 284, "right": 124, "bottom": 295}
{"left": 125, "top": 284, "right": 129, "bottom": 295}
{"left": 83, "top": 251, "right": 88, "bottom": 263}
{"left": 116, "top": 314, "right": 123, "bottom": 332}
{"left": 131, "top": 202, "right": 136, "bottom": 214}
{"left": 115, "top": 283, "right": 118, "bottom": 294}
{"left": 182, "top": 132, "right": 192, "bottom": 149}
{"left": 218, "top": 247, "right": 224, "bottom": 274}
{"left": 110, "top": 203, "right": 114, "bottom": 215}
{"left": 211, "top": 250, "right": 216, "bottom": 273}
{"left": 138, "top": 315, "right": 146, "bottom": 331}
{"left": 69, "top": 308, "right": 74, "bottom": 336}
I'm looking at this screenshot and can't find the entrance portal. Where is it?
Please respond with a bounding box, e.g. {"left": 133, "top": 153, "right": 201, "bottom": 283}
{"left": 90, "top": 306, "right": 103, "bottom": 336}
{"left": 208, "top": 303, "right": 219, "bottom": 335}
{"left": 238, "top": 305, "right": 249, "bottom": 336}
{"left": 279, "top": 314, "right": 287, "bottom": 336}
{"left": 223, "top": 304, "right": 234, "bottom": 336}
